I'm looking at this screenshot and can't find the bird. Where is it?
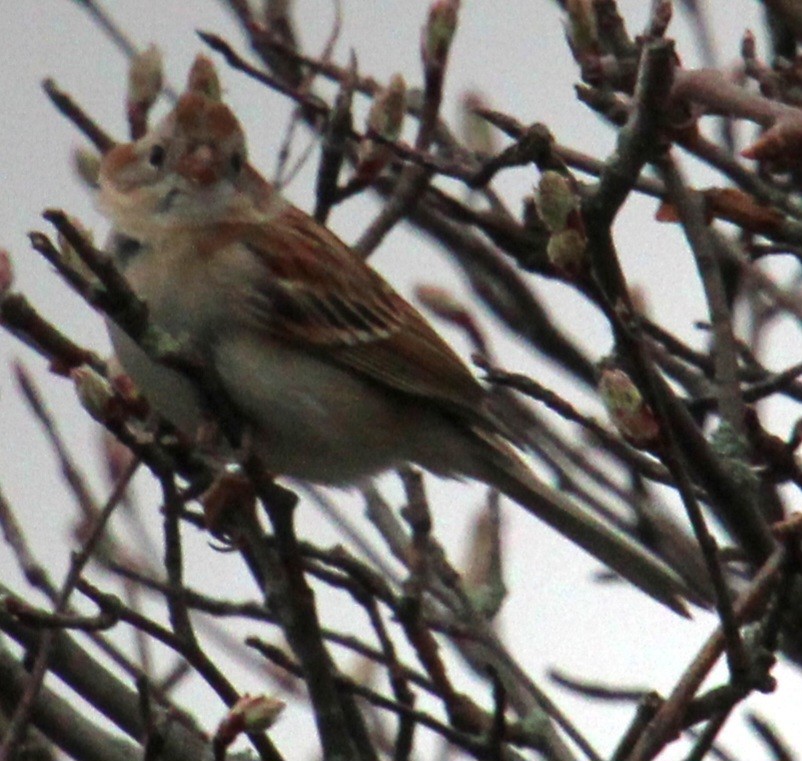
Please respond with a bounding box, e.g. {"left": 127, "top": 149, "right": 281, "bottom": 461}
{"left": 96, "top": 66, "right": 692, "bottom": 614}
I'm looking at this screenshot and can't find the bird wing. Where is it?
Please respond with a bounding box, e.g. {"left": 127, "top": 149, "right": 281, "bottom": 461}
{"left": 234, "top": 204, "right": 486, "bottom": 417}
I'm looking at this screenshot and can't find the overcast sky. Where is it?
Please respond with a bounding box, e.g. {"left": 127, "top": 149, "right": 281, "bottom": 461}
{"left": 2, "top": 1, "right": 801, "bottom": 758}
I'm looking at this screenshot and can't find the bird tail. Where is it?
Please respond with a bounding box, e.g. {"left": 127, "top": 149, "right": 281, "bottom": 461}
{"left": 472, "top": 433, "right": 694, "bottom": 616}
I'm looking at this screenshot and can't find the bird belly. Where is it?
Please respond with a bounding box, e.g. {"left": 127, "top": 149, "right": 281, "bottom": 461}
{"left": 108, "top": 316, "right": 473, "bottom": 485}
{"left": 213, "top": 334, "right": 461, "bottom": 485}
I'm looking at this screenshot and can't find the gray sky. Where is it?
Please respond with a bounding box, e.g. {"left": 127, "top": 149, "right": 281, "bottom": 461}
{"left": 2, "top": 1, "right": 800, "bottom": 758}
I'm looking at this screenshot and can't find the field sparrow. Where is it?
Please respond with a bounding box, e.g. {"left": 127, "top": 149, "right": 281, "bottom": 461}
{"left": 97, "top": 78, "right": 691, "bottom": 613}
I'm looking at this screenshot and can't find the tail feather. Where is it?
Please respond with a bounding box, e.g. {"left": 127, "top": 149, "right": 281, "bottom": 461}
{"left": 474, "top": 435, "right": 693, "bottom": 616}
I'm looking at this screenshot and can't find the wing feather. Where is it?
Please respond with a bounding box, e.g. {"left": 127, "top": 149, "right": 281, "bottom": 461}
{"left": 236, "top": 205, "right": 485, "bottom": 416}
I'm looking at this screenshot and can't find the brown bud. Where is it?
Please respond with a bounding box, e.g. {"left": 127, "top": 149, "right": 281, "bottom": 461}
{"left": 742, "top": 121, "right": 802, "bottom": 164}
{"left": 415, "top": 284, "right": 487, "bottom": 355}
{"left": 415, "top": 284, "right": 465, "bottom": 323}
{"left": 107, "top": 361, "right": 150, "bottom": 419}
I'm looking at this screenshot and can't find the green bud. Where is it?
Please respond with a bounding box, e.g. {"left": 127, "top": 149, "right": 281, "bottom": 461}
{"left": 536, "top": 171, "right": 579, "bottom": 233}
{"left": 598, "top": 367, "right": 660, "bottom": 447}
{"left": 72, "top": 147, "right": 101, "bottom": 189}
{"left": 128, "top": 45, "right": 163, "bottom": 109}
{"left": 546, "top": 228, "right": 587, "bottom": 276}
{"left": 565, "top": 0, "right": 598, "bottom": 57}
{"left": 186, "top": 53, "right": 222, "bottom": 101}
{"left": 72, "top": 366, "right": 114, "bottom": 422}
{"left": 422, "top": 0, "right": 460, "bottom": 68}
{"left": 367, "top": 74, "right": 406, "bottom": 141}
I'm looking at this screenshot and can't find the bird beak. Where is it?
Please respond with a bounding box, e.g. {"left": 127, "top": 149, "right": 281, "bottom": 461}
{"left": 176, "top": 144, "right": 220, "bottom": 187}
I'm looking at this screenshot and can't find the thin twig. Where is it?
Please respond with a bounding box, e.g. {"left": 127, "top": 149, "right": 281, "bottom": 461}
{"left": 42, "top": 79, "right": 115, "bottom": 153}
{"left": 0, "top": 487, "right": 56, "bottom": 596}
{"left": 0, "top": 457, "right": 138, "bottom": 761}
{"left": 626, "top": 546, "right": 787, "bottom": 761}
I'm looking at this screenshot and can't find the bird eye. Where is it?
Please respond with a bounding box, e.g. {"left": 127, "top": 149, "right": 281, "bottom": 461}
{"left": 230, "top": 152, "right": 243, "bottom": 175}
{"left": 149, "top": 144, "right": 166, "bottom": 168}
